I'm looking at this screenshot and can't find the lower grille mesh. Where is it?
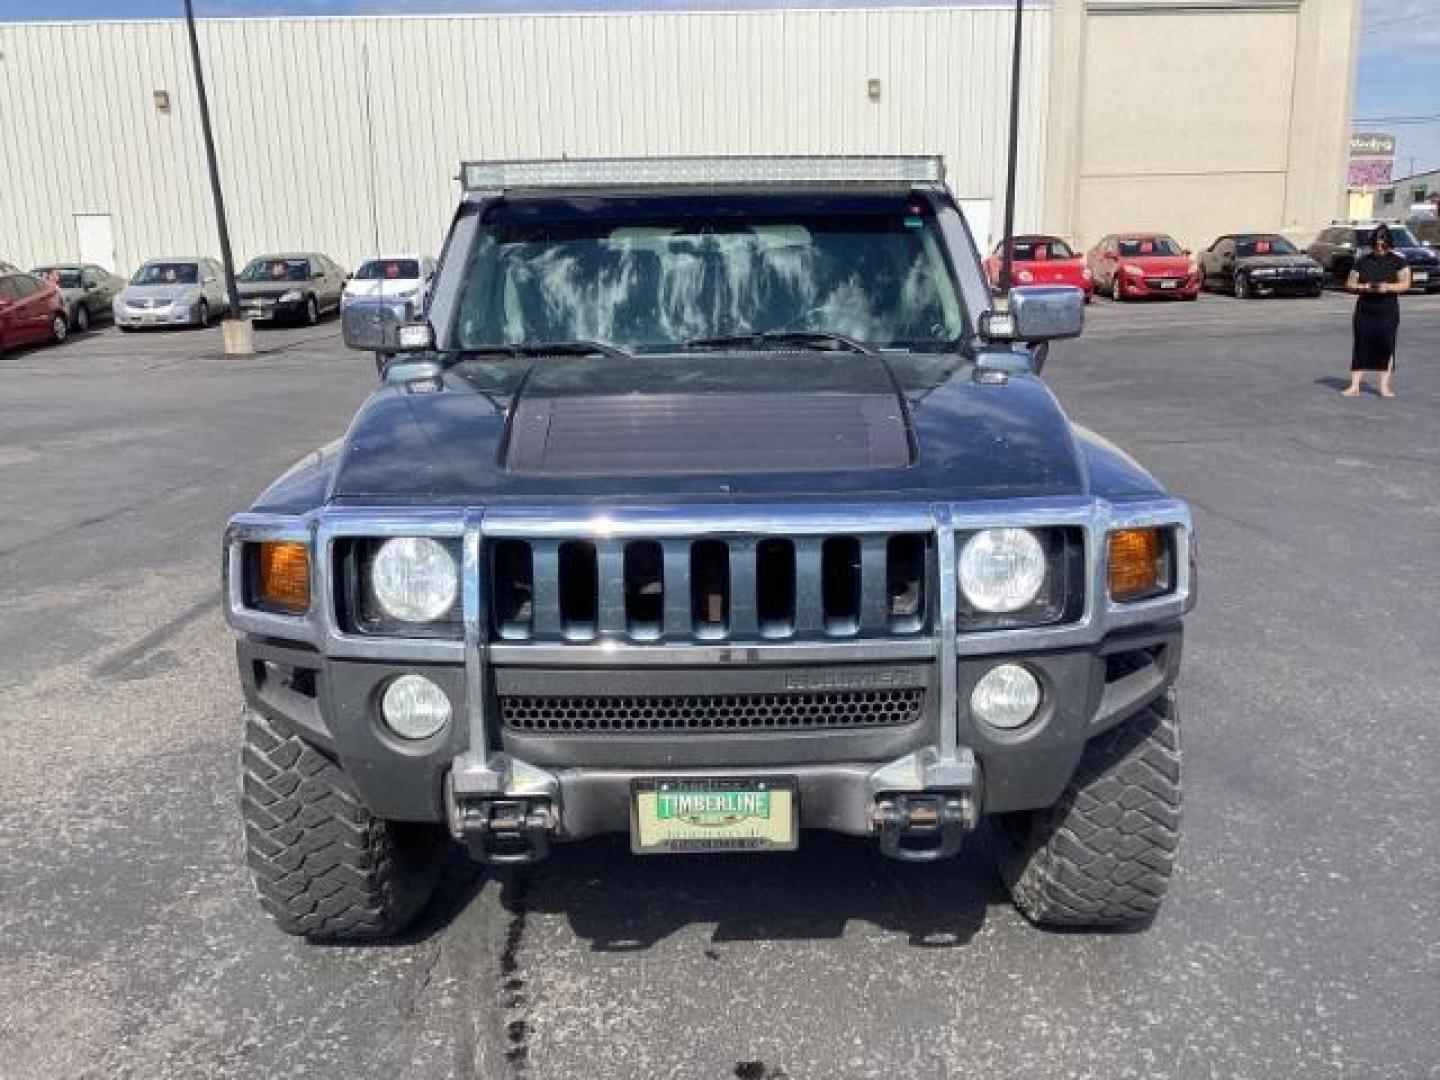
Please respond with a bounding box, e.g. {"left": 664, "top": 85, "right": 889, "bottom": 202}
{"left": 500, "top": 689, "right": 926, "bottom": 734}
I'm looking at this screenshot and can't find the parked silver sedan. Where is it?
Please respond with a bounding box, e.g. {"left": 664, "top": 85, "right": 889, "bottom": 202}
{"left": 114, "top": 257, "right": 229, "bottom": 330}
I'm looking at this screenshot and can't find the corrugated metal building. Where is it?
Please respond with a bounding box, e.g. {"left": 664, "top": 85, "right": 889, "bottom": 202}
{"left": 0, "top": 1, "right": 1356, "bottom": 275}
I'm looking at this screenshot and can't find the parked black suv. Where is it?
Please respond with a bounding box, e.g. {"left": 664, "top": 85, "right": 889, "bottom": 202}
{"left": 226, "top": 157, "right": 1194, "bottom": 942}
{"left": 1307, "top": 222, "right": 1439, "bottom": 293}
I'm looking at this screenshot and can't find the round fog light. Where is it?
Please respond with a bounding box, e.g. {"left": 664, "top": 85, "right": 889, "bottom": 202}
{"left": 971, "top": 663, "right": 1041, "bottom": 730}
{"left": 381, "top": 674, "right": 452, "bottom": 740}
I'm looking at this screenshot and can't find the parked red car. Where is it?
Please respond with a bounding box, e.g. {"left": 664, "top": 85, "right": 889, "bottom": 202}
{"left": 984, "top": 235, "right": 1093, "bottom": 301}
{"left": 1086, "top": 233, "right": 1199, "bottom": 301}
{"left": 0, "top": 271, "right": 70, "bottom": 353}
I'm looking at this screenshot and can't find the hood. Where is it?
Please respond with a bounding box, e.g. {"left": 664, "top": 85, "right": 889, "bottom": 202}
{"left": 1396, "top": 246, "right": 1439, "bottom": 265}
{"left": 345, "top": 278, "right": 423, "bottom": 298}
{"left": 120, "top": 283, "right": 200, "bottom": 301}
{"left": 327, "top": 351, "right": 1095, "bottom": 506}
{"left": 1121, "top": 254, "right": 1191, "bottom": 274}
{"left": 1236, "top": 253, "right": 1316, "bottom": 268}
{"left": 1013, "top": 258, "right": 1086, "bottom": 285}
{"left": 238, "top": 281, "right": 306, "bottom": 298}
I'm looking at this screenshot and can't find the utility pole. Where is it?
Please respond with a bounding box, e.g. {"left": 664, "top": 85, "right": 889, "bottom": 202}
{"left": 997, "top": 0, "right": 1024, "bottom": 297}
{"left": 183, "top": 0, "right": 251, "bottom": 354}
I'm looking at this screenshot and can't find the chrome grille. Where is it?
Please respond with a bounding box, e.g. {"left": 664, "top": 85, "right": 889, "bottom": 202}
{"left": 489, "top": 533, "right": 930, "bottom": 643}
{"left": 499, "top": 689, "right": 927, "bottom": 733}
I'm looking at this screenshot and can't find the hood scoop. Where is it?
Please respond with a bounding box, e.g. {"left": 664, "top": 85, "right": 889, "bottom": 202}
{"left": 505, "top": 391, "right": 912, "bottom": 476}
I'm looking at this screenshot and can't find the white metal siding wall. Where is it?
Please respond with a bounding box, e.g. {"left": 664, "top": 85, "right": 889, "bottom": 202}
{"left": 0, "top": 9, "right": 1048, "bottom": 273}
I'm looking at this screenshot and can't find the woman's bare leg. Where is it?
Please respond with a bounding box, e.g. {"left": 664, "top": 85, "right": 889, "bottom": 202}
{"left": 1380, "top": 361, "right": 1395, "bottom": 397}
{"left": 1342, "top": 371, "right": 1363, "bottom": 396}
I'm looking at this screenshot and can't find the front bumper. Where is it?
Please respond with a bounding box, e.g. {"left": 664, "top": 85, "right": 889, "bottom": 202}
{"left": 1120, "top": 274, "right": 1199, "bottom": 299}
{"left": 241, "top": 297, "right": 308, "bottom": 322}
{"left": 116, "top": 304, "right": 201, "bottom": 326}
{"left": 238, "top": 622, "right": 1182, "bottom": 835}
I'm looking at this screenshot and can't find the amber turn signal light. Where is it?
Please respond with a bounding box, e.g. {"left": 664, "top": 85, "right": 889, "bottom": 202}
{"left": 255, "top": 541, "right": 310, "bottom": 613}
{"left": 1107, "top": 528, "right": 1169, "bottom": 602}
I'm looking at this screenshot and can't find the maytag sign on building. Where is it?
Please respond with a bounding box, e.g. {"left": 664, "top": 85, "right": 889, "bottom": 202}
{"left": 1348, "top": 133, "right": 1396, "bottom": 190}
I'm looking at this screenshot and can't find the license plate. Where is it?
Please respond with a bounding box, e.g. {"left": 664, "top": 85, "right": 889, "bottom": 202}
{"left": 631, "top": 777, "right": 797, "bottom": 854}
{"left": 1413, "top": 272, "right": 1429, "bottom": 283}
{"left": 1158, "top": 280, "right": 1177, "bottom": 289}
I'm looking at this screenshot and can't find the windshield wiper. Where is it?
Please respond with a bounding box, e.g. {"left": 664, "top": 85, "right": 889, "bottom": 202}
{"left": 683, "top": 330, "right": 876, "bottom": 355}
{"left": 459, "top": 339, "right": 631, "bottom": 359}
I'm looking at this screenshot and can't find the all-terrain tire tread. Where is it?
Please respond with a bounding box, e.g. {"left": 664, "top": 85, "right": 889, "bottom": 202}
{"left": 997, "top": 691, "right": 1181, "bottom": 927}
{"left": 240, "top": 711, "right": 444, "bottom": 941}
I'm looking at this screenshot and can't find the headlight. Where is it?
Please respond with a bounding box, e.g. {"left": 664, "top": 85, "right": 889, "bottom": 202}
{"left": 1015, "top": 268, "right": 1033, "bottom": 283}
{"left": 958, "top": 528, "right": 1046, "bottom": 612}
{"left": 279, "top": 289, "right": 303, "bottom": 303}
{"left": 1123, "top": 264, "right": 1145, "bottom": 276}
{"left": 370, "top": 537, "right": 459, "bottom": 623}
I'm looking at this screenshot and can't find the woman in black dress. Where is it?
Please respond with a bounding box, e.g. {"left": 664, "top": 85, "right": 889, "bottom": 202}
{"left": 1343, "top": 224, "right": 1411, "bottom": 397}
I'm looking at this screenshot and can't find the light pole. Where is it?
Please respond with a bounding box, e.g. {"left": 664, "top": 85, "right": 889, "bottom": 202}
{"left": 997, "top": 0, "right": 1024, "bottom": 298}
{"left": 183, "top": 0, "right": 251, "bottom": 353}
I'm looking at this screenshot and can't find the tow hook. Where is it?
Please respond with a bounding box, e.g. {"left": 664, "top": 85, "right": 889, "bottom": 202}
{"left": 872, "top": 792, "right": 974, "bottom": 862}
{"left": 454, "top": 797, "right": 556, "bottom": 865}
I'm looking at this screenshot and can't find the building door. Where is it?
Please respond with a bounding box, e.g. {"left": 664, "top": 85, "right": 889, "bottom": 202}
{"left": 958, "top": 198, "right": 994, "bottom": 254}
{"left": 74, "top": 214, "right": 117, "bottom": 272}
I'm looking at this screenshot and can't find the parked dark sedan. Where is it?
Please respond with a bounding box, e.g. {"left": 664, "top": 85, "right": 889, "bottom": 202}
{"left": 32, "top": 263, "right": 126, "bottom": 332}
{"left": 1306, "top": 222, "right": 1439, "bottom": 293}
{"left": 237, "top": 252, "right": 348, "bottom": 325}
{"left": 1198, "top": 234, "right": 1323, "bottom": 298}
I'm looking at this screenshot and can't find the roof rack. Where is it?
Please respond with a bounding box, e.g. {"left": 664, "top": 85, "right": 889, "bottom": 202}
{"left": 459, "top": 155, "right": 945, "bottom": 193}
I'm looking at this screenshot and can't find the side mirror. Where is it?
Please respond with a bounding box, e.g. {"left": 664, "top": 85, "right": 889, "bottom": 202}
{"left": 342, "top": 296, "right": 434, "bottom": 353}
{"left": 979, "top": 286, "right": 1084, "bottom": 344}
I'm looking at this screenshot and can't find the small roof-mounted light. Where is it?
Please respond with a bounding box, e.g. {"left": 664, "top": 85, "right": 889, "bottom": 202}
{"left": 460, "top": 155, "right": 945, "bottom": 193}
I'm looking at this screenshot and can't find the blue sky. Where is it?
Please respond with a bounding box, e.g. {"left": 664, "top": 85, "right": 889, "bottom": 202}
{"left": 5, "top": 0, "right": 1439, "bottom": 176}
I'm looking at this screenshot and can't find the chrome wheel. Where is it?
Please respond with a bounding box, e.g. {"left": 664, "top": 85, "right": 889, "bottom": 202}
{"left": 306, "top": 296, "right": 319, "bottom": 325}
{"left": 51, "top": 313, "right": 69, "bottom": 342}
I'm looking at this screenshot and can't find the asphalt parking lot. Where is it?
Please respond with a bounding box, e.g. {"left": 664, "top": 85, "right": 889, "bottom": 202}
{"left": 2, "top": 292, "right": 1437, "bottom": 1080}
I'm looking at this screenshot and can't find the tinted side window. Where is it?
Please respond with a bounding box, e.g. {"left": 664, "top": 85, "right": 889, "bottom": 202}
{"left": 11, "top": 274, "right": 42, "bottom": 297}
{"left": 0, "top": 277, "right": 18, "bottom": 300}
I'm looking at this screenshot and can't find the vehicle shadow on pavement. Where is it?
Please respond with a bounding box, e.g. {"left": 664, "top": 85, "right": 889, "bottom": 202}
{"left": 494, "top": 831, "right": 1005, "bottom": 952}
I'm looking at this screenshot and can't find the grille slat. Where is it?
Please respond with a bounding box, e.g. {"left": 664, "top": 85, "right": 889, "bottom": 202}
{"left": 500, "top": 689, "right": 927, "bottom": 734}
{"left": 530, "top": 540, "right": 563, "bottom": 638}
{"left": 489, "top": 530, "right": 930, "bottom": 643}
{"left": 859, "top": 536, "right": 891, "bottom": 633}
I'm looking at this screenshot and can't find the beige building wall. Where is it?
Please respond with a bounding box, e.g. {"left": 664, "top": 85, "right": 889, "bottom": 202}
{"left": 1043, "top": 0, "right": 1360, "bottom": 251}
{"left": 0, "top": 9, "right": 1049, "bottom": 274}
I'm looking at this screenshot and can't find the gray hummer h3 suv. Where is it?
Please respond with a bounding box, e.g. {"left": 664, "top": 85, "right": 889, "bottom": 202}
{"left": 226, "top": 156, "right": 1194, "bottom": 941}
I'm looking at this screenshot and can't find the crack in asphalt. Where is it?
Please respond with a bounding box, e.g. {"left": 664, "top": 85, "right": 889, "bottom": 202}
{"left": 498, "top": 872, "right": 533, "bottom": 1076}
{"left": 91, "top": 591, "right": 221, "bottom": 681}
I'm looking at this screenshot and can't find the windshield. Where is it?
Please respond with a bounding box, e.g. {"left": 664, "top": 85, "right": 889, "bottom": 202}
{"left": 1005, "top": 238, "right": 1074, "bottom": 260}
{"left": 1236, "top": 236, "right": 1298, "bottom": 257}
{"left": 1118, "top": 237, "right": 1182, "bottom": 257}
{"left": 356, "top": 259, "right": 421, "bottom": 280}
{"left": 36, "top": 268, "right": 84, "bottom": 289}
{"left": 133, "top": 262, "right": 199, "bottom": 286}
{"left": 240, "top": 258, "right": 310, "bottom": 283}
{"left": 452, "top": 196, "right": 965, "bottom": 353}
{"left": 1360, "top": 227, "right": 1421, "bottom": 248}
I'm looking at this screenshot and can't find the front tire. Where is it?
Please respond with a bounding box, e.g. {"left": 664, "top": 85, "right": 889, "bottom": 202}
{"left": 304, "top": 295, "right": 319, "bottom": 326}
{"left": 241, "top": 711, "right": 448, "bottom": 941}
{"left": 50, "top": 312, "right": 70, "bottom": 343}
{"left": 73, "top": 305, "right": 91, "bottom": 333}
{"left": 1234, "top": 272, "right": 1251, "bottom": 299}
{"left": 1111, "top": 275, "right": 1124, "bottom": 302}
{"left": 195, "top": 299, "right": 211, "bottom": 328}
{"left": 994, "top": 691, "right": 1181, "bottom": 928}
